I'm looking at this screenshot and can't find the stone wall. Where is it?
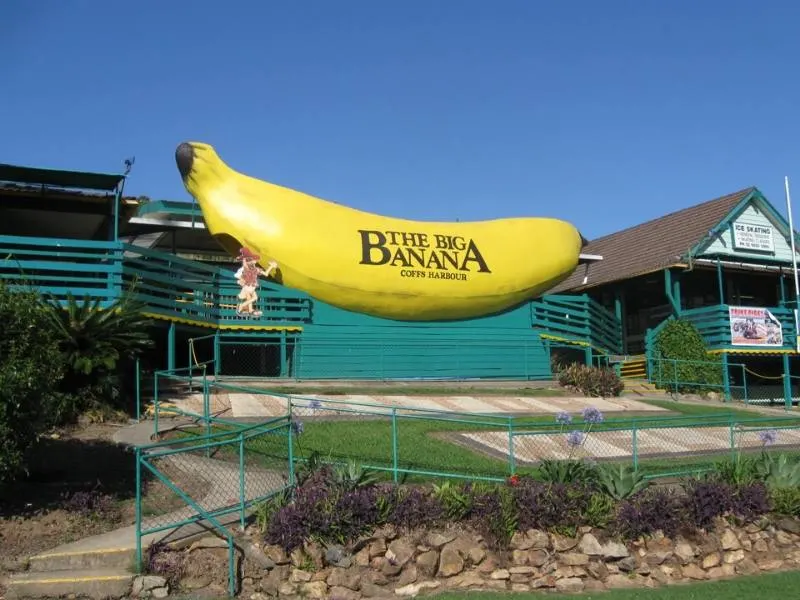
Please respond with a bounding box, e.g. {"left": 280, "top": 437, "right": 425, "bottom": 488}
{"left": 136, "top": 518, "right": 800, "bottom": 599}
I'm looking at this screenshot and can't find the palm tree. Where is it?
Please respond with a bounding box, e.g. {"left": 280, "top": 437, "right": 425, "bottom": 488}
{"left": 40, "top": 282, "right": 154, "bottom": 418}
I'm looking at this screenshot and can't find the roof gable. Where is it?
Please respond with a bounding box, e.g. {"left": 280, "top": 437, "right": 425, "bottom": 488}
{"left": 551, "top": 187, "right": 755, "bottom": 292}
{"left": 693, "top": 189, "right": 800, "bottom": 263}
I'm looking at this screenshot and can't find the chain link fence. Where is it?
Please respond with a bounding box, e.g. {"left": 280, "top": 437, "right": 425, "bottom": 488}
{"left": 511, "top": 415, "right": 800, "bottom": 478}
{"left": 150, "top": 373, "right": 800, "bottom": 483}
{"left": 135, "top": 419, "right": 293, "bottom": 595}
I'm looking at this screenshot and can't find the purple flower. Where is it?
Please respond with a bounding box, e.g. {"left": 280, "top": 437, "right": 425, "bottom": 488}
{"left": 566, "top": 430, "right": 586, "bottom": 447}
{"left": 582, "top": 406, "right": 605, "bottom": 425}
{"left": 292, "top": 420, "right": 305, "bottom": 436}
{"left": 556, "top": 411, "right": 573, "bottom": 426}
{"left": 758, "top": 429, "right": 778, "bottom": 446}
{"left": 309, "top": 399, "right": 323, "bottom": 410}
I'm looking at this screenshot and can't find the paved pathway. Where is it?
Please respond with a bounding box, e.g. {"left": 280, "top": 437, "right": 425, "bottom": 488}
{"left": 37, "top": 420, "right": 286, "bottom": 558}
{"left": 462, "top": 422, "right": 800, "bottom": 464}
{"left": 161, "top": 391, "right": 669, "bottom": 419}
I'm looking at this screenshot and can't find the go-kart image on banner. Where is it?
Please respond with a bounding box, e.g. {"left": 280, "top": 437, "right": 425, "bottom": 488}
{"left": 728, "top": 306, "right": 783, "bottom": 347}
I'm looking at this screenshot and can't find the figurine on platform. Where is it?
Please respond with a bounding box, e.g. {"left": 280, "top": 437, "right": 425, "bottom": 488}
{"left": 235, "top": 247, "right": 278, "bottom": 317}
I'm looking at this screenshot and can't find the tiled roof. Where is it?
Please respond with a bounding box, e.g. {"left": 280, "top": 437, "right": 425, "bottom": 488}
{"left": 553, "top": 187, "right": 755, "bottom": 292}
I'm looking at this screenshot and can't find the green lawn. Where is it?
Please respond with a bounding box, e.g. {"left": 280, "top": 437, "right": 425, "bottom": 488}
{"left": 438, "top": 570, "right": 800, "bottom": 599}
{"left": 172, "top": 398, "right": 800, "bottom": 483}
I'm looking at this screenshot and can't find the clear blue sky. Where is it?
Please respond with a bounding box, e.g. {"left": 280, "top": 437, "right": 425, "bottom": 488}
{"left": 3, "top": 1, "right": 800, "bottom": 240}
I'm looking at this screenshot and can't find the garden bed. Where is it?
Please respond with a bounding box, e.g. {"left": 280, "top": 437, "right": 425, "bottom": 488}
{"left": 0, "top": 419, "right": 211, "bottom": 593}
{"left": 139, "top": 443, "right": 800, "bottom": 598}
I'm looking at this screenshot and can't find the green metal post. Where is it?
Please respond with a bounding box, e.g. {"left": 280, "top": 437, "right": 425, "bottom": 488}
{"left": 280, "top": 331, "right": 288, "bottom": 377}
{"left": 781, "top": 274, "right": 787, "bottom": 306}
{"left": 153, "top": 374, "right": 159, "bottom": 438}
{"left": 391, "top": 408, "right": 399, "bottom": 483}
{"left": 188, "top": 339, "right": 193, "bottom": 392}
{"left": 214, "top": 330, "right": 221, "bottom": 377}
{"left": 729, "top": 419, "right": 737, "bottom": 458}
{"left": 135, "top": 448, "right": 142, "bottom": 572}
{"left": 716, "top": 258, "right": 724, "bottom": 304}
{"left": 135, "top": 358, "right": 141, "bottom": 423}
{"left": 672, "top": 272, "right": 682, "bottom": 314}
{"left": 614, "top": 291, "right": 624, "bottom": 367}
{"left": 167, "top": 322, "right": 176, "bottom": 371}
{"left": 584, "top": 345, "right": 592, "bottom": 366}
{"left": 239, "top": 431, "right": 246, "bottom": 530}
{"left": 722, "top": 353, "right": 731, "bottom": 402}
{"left": 783, "top": 353, "right": 793, "bottom": 410}
{"left": 742, "top": 365, "right": 748, "bottom": 405}
{"left": 632, "top": 421, "right": 639, "bottom": 471}
{"left": 664, "top": 269, "right": 680, "bottom": 315}
{"left": 673, "top": 359, "right": 678, "bottom": 393}
{"left": 203, "top": 368, "right": 211, "bottom": 437}
{"left": 508, "top": 417, "right": 516, "bottom": 475}
{"left": 228, "top": 544, "right": 236, "bottom": 597}
{"left": 113, "top": 186, "right": 121, "bottom": 242}
{"left": 288, "top": 421, "right": 295, "bottom": 486}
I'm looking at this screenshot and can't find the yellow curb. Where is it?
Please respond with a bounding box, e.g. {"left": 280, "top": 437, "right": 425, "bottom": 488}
{"left": 10, "top": 574, "right": 132, "bottom": 585}
{"left": 30, "top": 547, "right": 133, "bottom": 560}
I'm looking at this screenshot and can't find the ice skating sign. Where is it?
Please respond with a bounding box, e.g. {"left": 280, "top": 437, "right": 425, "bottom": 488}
{"left": 732, "top": 222, "right": 774, "bottom": 253}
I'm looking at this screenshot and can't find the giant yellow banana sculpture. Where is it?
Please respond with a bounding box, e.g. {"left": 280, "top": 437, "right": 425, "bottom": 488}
{"left": 175, "top": 142, "right": 584, "bottom": 321}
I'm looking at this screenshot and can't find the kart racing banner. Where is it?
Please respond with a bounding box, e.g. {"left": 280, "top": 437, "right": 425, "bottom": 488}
{"left": 729, "top": 306, "right": 783, "bottom": 347}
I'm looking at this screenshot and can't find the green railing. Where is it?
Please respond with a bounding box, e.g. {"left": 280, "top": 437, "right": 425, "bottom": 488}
{"left": 647, "top": 356, "right": 747, "bottom": 401}
{"left": 135, "top": 417, "right": 293, "bottom": 597}
{"left": 137, "top": 365, "right": 800, "bottom": 589}
{"left": 148, "top": 367, "right": 800, "bottom": 485}
{"left": 0, "top": 235, "right": 311, "bottom": 326}
{"left": 0, "top": 235, "right": 122, "bottom": 305}
{"left": 511, "top": 413, "right": 800, "bottom": 477}
{"left": 532, "top": 294, "right": 623, "bottom": 355}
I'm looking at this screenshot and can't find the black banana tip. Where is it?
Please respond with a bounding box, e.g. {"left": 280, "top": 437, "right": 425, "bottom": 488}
{"left": 175, "top": 143, "right": 194, "bottom": 180}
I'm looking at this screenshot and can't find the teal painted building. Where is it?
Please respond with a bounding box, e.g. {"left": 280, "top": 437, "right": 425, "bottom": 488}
{"left": 2, "top": 159, "right": 799, "bottom": 400}
{"left": 551, "top": 186, "right": 800, "bottom": 403}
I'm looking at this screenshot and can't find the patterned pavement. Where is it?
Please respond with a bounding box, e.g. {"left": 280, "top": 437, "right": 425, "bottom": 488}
{"left": 164, "top": 391, "right": 669, "bottom": 418}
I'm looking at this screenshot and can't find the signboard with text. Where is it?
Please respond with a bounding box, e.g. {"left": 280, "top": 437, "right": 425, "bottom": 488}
{"left": 732, "top": 222, "right": 775, "bottom": 253}
{"left": 729, "top": 306, "right": 783, "bottom": 347}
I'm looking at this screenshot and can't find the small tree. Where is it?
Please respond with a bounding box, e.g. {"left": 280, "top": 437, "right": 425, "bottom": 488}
{"left": 0, "top": 282, "right": 65, "bottom": 484}
{"left": 40, "top": 284, "right": 154, "bottom": 422}
{"left": 654, "top": 319, "right": 723, "bottom": 394}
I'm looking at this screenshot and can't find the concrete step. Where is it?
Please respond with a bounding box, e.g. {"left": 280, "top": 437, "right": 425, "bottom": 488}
{"left": 27, "top": 546, "right": 135, "bottom": 572}
{"left": 6, "top": 568, "right": 134, "bottom": 600}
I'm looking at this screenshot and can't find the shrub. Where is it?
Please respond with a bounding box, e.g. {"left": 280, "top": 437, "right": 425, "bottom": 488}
{"left": 0, "top": 283, "right": 66, "bottom": 484}
{"left": 557, "top": 363, "right": 624, "bottom": 397}
{"left": 615, "top": 487, "right": 688, "bottom": 539}
{"left": 388, "top": 486, "right": 443, "bottom": 530}
{"left": 260, "top": 459, "right": 776, "bottom": 552}
{"left": 538, "top": 458, "right": 598, "bottom": 485}
{"left": 685, "top": 480, "right": 770, "bottom": 529}
{"left": 770, "top": 487, "right": 800, "bottom": 517}
{"left": 654, "top": 319, "right": 723, "bottom": 394}
{"left": 511, "top": 476, "right": 594, "bottom": 534}
{"left": 40, "top": 285, "right": 154, "bottom": 422}
{"left": 597, "top": 464, "right": 650, "bottom": 501}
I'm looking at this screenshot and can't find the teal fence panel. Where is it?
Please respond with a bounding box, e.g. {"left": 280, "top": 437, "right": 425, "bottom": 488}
{"left": 135, "top": 418, "right": 293, "bottom": 597}
{"left": 293, "top": 336, "right": 550, "bottom": 380}
{"left": 0, "top": 235, "right": 311, "bottom": 327}
{"left": 532, "top": 294, "right": 622, "bottom": 355}
{"left": 512, "top": 413, "right": 800, "bottom": 478}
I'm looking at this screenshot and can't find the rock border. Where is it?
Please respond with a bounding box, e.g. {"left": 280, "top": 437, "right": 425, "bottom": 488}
{"left": 135, "top": 517, "right": 800, "bottom": 598}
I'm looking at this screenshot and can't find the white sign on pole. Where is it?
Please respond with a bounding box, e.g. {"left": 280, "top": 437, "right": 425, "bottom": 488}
{"left": 732, "top": 222, "right": 775, "bottom": 252}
